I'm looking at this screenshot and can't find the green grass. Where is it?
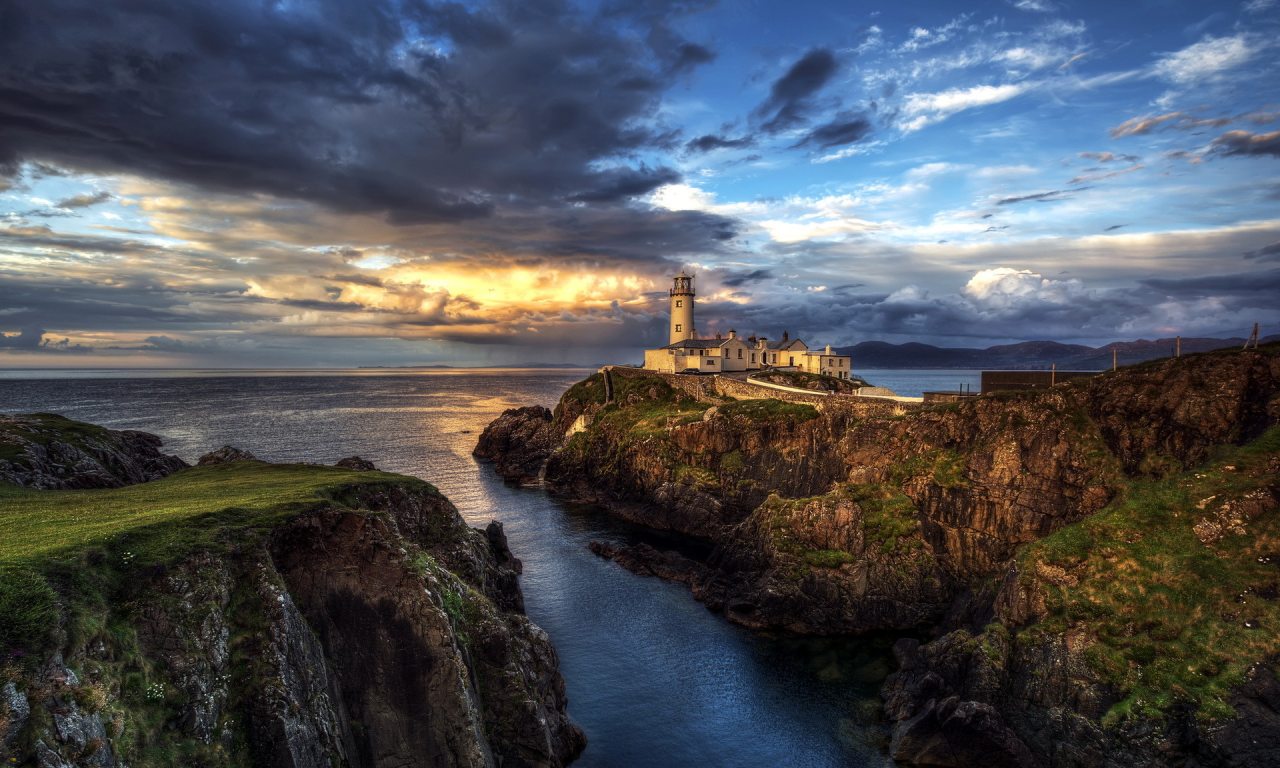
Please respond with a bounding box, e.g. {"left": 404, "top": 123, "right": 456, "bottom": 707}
{"left": 1019, "top": 425, "right": 1280, "bottom": 722}
{"left": 717, "top": 398, "right": 819, "bottom": 424}
{"left": 848, "top": 484, "right": 922, "bottom": 554}
{"left": 0, "top": 461, "right": 435, "bottom": 660}
{"left": 0, "top": 461, "right": 430, "bottom": 569}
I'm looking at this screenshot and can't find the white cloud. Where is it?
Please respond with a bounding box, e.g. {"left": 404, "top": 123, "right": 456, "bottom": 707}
{"left": 972, "top": 164, "right": 1038, "bottom": 179}
{"left": 898, "top": 17, "right": 969, "bottom": 53}
{"left": 813, "top": 141, "right": 886, "bottom": 164}
{"left": 961, "top": 267, "right": 1085, "bottom": 307}
{"left": 905, "top": 162, "right": 971, "bottom": 180}
{"left": 900, "top": 83, "right": 1035, "bottom": 132}
{"left": 649, "top": 183, "right": 717, "bottom": 212}
{"left": 1012, "top": 0, "right": 1058, "bottom": 11}
{"left": 1244, "top": 0, "right": 1276, "bottom": 12}
{"left": 1152, "top": 34, "right": 1262, "bottom": 85}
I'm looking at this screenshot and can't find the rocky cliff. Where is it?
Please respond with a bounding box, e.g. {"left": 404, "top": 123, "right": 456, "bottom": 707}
{"left": 0, "top": 413, "right": 189, "bottom": 489}
{"left": 1, "top": 420, "right": 584, "bottom": 768}
{"left": 476, "top": 344, "right": 1280, "bottom": 767}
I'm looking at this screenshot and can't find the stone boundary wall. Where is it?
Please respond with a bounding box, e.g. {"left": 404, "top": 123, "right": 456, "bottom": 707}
{"left": 606, "top": 366, "right": 924, "bottom": 418}
{"left": 739, "top": 377, "right": 832, "bottom": 398}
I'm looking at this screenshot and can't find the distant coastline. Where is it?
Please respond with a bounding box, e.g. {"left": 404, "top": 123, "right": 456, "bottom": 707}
{"left": 834, "top": 334, "right": 1280, "bottom": 370}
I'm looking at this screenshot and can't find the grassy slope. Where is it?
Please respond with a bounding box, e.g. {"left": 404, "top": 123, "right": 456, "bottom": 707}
{"left": 1019, "top": 426, "right": 1280, "bottom": 721}
{"left": 0, "top": 462, "right": 434, "bottom": 657}
{"left": 0, "top": 461, "right": 444, "bottom": 766}
{"left": 0, "top": 461, "right": 430, "bottom": 569}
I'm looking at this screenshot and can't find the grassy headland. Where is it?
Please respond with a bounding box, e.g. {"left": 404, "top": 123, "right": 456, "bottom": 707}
{"left": 1018, "top": 425, "right": 1280, "bottom": 721}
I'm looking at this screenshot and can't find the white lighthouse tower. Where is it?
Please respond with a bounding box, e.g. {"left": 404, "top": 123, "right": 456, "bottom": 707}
{"left": 669, "top": 270, "right": 695, "bottom": 345}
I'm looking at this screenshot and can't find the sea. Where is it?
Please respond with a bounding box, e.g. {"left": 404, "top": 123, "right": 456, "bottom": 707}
{"left": 0, "top": 367, "right": 981, "bottom": 767}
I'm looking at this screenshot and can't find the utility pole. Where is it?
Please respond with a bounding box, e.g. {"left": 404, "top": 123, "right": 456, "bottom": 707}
{"left": 1176, "top": 336, "right": 1181, "bottom": 357}
{"left": 1244, "top": 323, "right": 1259, "bottom": 349}
{"left": 1051, "top": 363, "right": 1056, "bottom": 386}
{"left": 1113, "top": 348, "right": 1117, "bottom": 371}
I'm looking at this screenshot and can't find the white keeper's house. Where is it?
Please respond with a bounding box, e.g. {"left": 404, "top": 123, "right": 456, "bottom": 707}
{"left": 641, "top": 270, "right": 855, "bottom": 377}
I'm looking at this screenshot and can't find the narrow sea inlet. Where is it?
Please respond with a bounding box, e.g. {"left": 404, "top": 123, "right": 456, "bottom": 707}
{"left": 0, "top": 369, "right": 918, "bottom": 767}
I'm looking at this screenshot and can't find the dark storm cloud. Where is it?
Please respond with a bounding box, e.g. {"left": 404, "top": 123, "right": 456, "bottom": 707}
{"left": 1209, "top": 130, "right": 1280, "bottom": 158}
{"left": 791, "top": 112, "right": 872, "bottom": 150}
{"left": 0, "top": 225, "right": 154, "bottom": 254}
{"left": 685, "top": 134, "right": 756, "bottom": 153}
{"left": 720, "top": 269, "right": 774, "bottom": 287}
{"left": 752, "top": 48, "right": 839, "bottom": 134}
{"left": 55, "top": 191, "right": 112, "bottom": 209}
{"left": 1139, "top": 268, "right": 1280, "bottom": 299}
{"left": 0, "top": 0, "right": 718, "bottom": 223}
{"left": 1243, "top": 241, "right": 1280, "bottom": 262}
{"left": 1104, "top": 224, "right": 1128, "bottom": 231}
{"left": 0, "top": 324, "right": 43, "bottom": 349}
{"left": 567, "top": 166, "right": 682, "bottom": 203}
{"left": 325, "top": 273, "right": 385, "bottom": 287}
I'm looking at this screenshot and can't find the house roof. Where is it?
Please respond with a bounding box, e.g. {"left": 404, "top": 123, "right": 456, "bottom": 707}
{"left": 763, "top": 338, "right": 807, "bottom": 350}
{"left": 663, "top": 339, "right": 734, "bottom": 350}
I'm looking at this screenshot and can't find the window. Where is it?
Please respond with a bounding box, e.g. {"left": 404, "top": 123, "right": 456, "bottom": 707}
{"left": 737, "top": 349, "right": 742, "bottom": 359}
{"left": 750, "top": 353, "right": 756, "bottom": 363}
{"left": 675, "top": 300, "right": 682, "bottom": 307}
{"left": 675, "top": 324, "right": 682, "bottom": 332}
{"left": 772, "top": 354, "right": 777, "bottom": 364}
{"left": 789, "top": 356, "right": 794, "bottom": 366}
{"left": 705, "top": 358, "right": 713, "bottom": 366}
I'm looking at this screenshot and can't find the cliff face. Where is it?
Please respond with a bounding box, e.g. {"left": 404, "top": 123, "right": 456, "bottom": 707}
{"left": 476, "top": 345, "right": 1280, "bottom": 767}
{"left": 0, "top": 413, "right": 189, "bottom": 489}
{"left": 1, "top": 440, "right": 583, "bottom": 768}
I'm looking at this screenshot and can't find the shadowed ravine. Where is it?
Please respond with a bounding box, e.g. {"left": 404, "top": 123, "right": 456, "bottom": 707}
{"left": 0, "top": 370, "right": 899, "bottom": 767}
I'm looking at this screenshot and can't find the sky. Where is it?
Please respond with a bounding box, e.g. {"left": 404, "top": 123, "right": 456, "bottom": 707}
{"left": 1, "top": 0, "right": 1279, "bottom": 368}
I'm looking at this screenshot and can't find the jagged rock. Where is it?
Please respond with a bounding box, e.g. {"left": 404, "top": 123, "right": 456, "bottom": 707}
{"left": 473, "top": 406, "right": 559, "bottom": 484}
{"left": 7, "top": 465, "right": 584, "bottom": 768}
{"left": 480, "top": 348, "right": 1280, "bottom": 631}
{"left": 587, "top": 541, "right": 705, "bottom": 584}
{"left": 196, "top": 445, "right": 257, "bottom": 465}
{"left": 890, "top": 695, "right": 1034, "bottom": 768}
{"left": 334, "top": 455, "right": 377, "bottom": 471}
{"left": 0, "top": 414, "right": 188, "bottom": 489}
{"left": 35, "top": 741, "right": 73, "bottom": 768}
{"left": 478, "top": 346, "right": 1280, "bottom": 766}
{"left": 1, "top": 682, "right": 30, "bottom": 760}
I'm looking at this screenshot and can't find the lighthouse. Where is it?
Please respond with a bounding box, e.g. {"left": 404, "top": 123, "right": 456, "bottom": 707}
{"left": 669, "top": 269, "right": 695, "bottom": 345}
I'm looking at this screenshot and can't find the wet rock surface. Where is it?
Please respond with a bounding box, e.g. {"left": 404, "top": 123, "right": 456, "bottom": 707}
{"left": 472, "top": 406, "right": 560, "bottom": 485}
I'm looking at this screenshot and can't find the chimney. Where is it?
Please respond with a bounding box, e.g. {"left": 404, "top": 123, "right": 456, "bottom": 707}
{"left": 825, "top": 344, "right": 831, "bottom": 354}
{"left": 782, "top": 330, "right": 789, "bottom": 341}
{"left": 729, "top": 329, "right": 737, "bottom": 339}
{"left": 716, "top": 331, "right": 722, "bottom": 339}
{"left": 747, "top": 334, "right": 756, "bottom": 343}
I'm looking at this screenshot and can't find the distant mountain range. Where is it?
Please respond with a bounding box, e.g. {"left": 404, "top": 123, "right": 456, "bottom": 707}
{"left": 834, "top": 336, "right": 1280, "bottom": 370}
